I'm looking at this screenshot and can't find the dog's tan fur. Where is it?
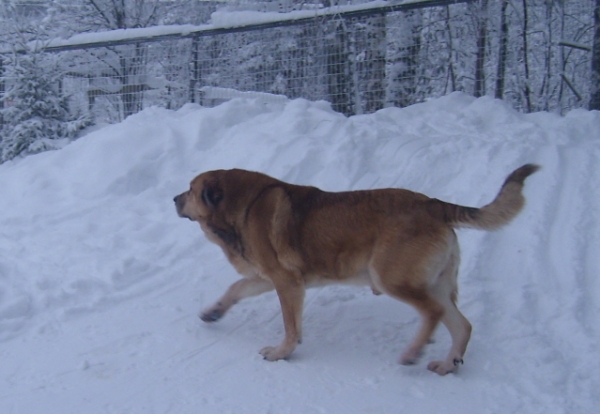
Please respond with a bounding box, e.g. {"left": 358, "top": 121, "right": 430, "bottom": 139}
{"left": 174, "top": 164, "right": 539, "bottom": 375}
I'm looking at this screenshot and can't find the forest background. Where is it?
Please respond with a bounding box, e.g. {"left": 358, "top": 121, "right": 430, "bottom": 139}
{"left": 0, "top": 0, "right": 598, "bottom": 162}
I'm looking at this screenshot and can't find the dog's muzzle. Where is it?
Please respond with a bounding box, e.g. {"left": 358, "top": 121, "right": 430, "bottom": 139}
{"left": 173, "top": 194, "right": 189, "bottom": 219}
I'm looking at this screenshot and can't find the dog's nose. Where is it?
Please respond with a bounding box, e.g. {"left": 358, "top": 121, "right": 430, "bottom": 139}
{"left": 173, "top": 195, "right": 179, "bottom": 203}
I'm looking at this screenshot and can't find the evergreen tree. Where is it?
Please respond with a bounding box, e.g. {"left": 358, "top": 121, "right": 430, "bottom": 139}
{"left": 0, "top": 47, "right": 90, "bottom": 163}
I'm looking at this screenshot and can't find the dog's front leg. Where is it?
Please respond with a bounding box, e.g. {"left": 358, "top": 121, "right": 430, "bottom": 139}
{"left": 200, "top": 277, "right": 274, "bottom": 322}
{"left": 260, "top": 281, "right": 305, "bottom": 361}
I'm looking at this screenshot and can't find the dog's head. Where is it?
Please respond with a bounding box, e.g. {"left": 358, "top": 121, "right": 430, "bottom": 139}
{"left": 174, "top": 168, "right": 279, "bottom": 224}
{"left": 174, "top": 169, "right": 281, "bottom": 254}
{"left": 173, "top": 170, "right": 224, "bottom": 223}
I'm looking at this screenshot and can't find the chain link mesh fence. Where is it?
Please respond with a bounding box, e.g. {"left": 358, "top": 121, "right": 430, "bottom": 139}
{"left": 0, "top": 0, "right": 594, "bottom": 126}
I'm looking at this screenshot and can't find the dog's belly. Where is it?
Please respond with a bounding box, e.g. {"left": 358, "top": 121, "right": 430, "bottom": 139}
{"left": 304, "top": 268, "right": 372, "bottom": 289}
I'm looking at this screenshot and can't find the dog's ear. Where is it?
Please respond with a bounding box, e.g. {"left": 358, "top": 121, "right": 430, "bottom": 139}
{"left": 201, "top": 179, "right": 223, "bottom": 210}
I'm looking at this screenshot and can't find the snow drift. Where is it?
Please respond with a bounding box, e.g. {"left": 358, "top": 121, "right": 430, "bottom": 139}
{"left": 0, "top": 93, "right": 598, "bottom": 413}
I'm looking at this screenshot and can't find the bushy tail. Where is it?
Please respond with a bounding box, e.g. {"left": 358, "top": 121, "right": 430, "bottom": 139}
{"left": 431, "top": 164, "right": 540, "bottom": 231}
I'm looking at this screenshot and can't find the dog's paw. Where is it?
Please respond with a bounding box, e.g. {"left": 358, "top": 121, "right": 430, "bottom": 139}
{"left": 427, "top": 358, "right": 462, "bottom": 376}
{"left": 199, "top": 309, "right": 223, "bottom": 323}
{"left": 399, "top": 348, "right": 423, "bottom": 365}
{"left": 259, "top": 345, "right": 292, "bottom": 361}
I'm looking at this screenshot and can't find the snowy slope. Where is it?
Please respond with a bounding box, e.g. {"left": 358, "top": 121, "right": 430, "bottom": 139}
{"left": 0, "top": 93, "right": 599, "bottom": 413}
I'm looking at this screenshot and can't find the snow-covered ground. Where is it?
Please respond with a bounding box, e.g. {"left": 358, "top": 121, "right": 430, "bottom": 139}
{"left": 1, "top": 93, "right": 598, "bottom": 413}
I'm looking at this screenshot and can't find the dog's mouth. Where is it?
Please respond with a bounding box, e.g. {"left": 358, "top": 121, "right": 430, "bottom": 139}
{"left": 178, "top": 212, "right": 193, "bottom": 221}
{"left": 173, "top": 194, "right": 192, "bottom": 220}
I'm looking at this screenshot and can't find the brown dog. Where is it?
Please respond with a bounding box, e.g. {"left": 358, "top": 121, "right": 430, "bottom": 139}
{"left": 174, "top": 164, "right": 539, "bottom": 375}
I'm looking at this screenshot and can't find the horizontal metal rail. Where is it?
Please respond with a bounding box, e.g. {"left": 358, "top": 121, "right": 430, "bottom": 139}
{"left": 28, "top": 0, "right": 473, "bottom": 53}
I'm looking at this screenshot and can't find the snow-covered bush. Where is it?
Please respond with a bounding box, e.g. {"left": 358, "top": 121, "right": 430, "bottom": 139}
{"left": 0, "top": 49, "right": 90, "bottom": 163}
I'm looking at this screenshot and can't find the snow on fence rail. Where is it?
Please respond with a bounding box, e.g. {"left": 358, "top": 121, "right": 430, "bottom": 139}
{"left": 0, "top": 0, "right": 594, "bottom": 124}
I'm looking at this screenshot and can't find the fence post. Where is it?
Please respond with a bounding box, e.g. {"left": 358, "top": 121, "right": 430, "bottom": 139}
{"left": 590, "top": 0, "right": 600, "bottom": 110}
{"left": 189, "top": 36, "right": 199, "bottom": 104}
{"left": 495, "top": 0, "right": 508, "bottom": 99}
{"left": 0, "top": 56, "right": 4, "bottom": 126}
{"left": 474, "top": 0, "right": 488, "bottom": 98}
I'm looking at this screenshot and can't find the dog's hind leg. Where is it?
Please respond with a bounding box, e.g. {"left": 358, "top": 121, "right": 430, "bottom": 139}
{"left": 200, "top": 277, "right": 274, "bottom": 322}
{"left": 392, "top": 287, "right": 445, "bottom": 365}
{"left": 371, "top": 263, "right": 444, "bottom": 365}
{"left": 426, "top": 295, "right": 471, "bottom": 375}
{"left": 427, "top": 242, "right": 472, "bottom": 375}
{"left": 370, "top": 232, "right": 453, "bottom": 367}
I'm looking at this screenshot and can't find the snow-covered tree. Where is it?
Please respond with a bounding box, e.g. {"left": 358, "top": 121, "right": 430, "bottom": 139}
{"left": 385, "top": 9, "right": 423, "bottom": 108}
{"left": 44, "top": 0, "right": 213, "bottom": 120}
{"left": 0, "top": 45, "right": 90, "bottom": 163}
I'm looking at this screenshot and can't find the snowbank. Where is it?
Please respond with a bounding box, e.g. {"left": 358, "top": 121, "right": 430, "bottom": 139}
{"left": 1, "top": 93, "right": 598, "bottom": 413}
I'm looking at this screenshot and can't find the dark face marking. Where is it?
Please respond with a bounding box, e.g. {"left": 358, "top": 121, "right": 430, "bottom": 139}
{"left": 201, "top": 181, "right": 224, "bottom": 210}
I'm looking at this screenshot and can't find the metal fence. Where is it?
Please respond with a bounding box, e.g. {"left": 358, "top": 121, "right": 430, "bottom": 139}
{"left": 0, "top": 0, "right": 595, "bottom": 125}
